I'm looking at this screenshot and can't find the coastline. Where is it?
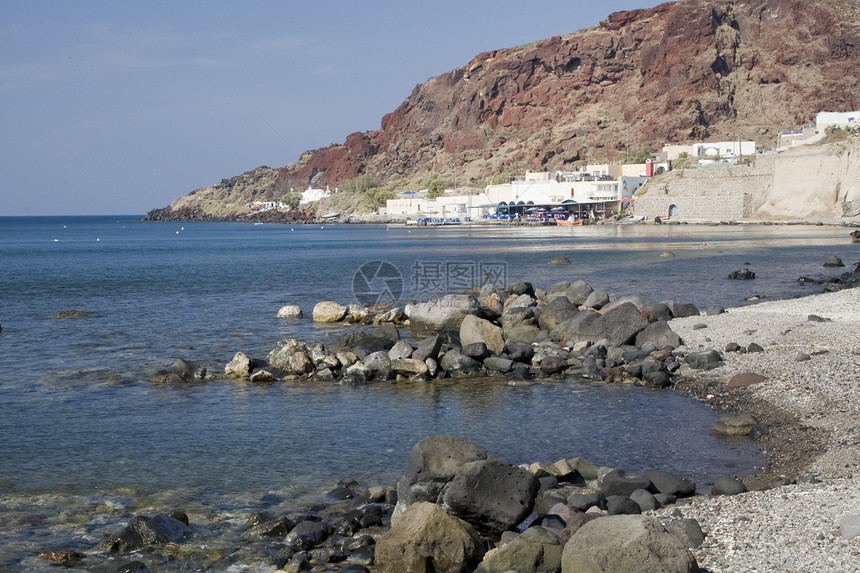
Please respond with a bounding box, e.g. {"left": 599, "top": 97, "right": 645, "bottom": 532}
{"left": 657, "top": 287, "right": 860, "bottom": 570}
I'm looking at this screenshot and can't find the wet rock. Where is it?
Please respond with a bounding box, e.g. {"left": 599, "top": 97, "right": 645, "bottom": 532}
{"left": 396, "top": 435, "right": 539, "bottom": 537}
{"left": 439, "top": 350, "right": 481, "bottom": 376}
{"left": 375, "top": 502, "right": 484, "bottom": 573}
{"left": 225, "top": 352, "right": 252, "bottom": 378}
{"left": 277, "top": 305, "right": 303, "bottom": 319}
{"left": 562, "top": 515, "right": 699, "bottom": 573}
{"left": 284, "top": 520, "right": 333, "bottom": 550}
{"left": 115, "top": 562, "right": 151, "bottom": 573}
{"left": 408, "top": 294, "right": 479, "bottom": 337}
{"left": 715, "top": 413, "right": 759, "bottom": 436}
{"left": 483, "top": 356, "right": 514, "bottom": 373}
{"left": 460, "top": 315, "right": 505, "bottom": 355}
{"left": 391, "top": 358, "right": 429, "bottom": 378}
{"left": 412, "top": 334, "right": 443, "bottom": 362}
{"left": 727, "top": 268, "right": 756, "bottom": 280}
{"left": 95, "top": 514, "right": 188, "bottom": 553}
{"left": 505, "top": 340, "right": 535, "bottom": 363}
{"left": 548, "top": 256, "right": 571, "bottom": 265}
{"left": 170, "top": 359, "right": 207, "bottom": 382}
{"left": 823, "top": 255, "right": 845, "bottom": 267}
{"left": 53, "top": 310, "right": 89, "bottom": 319}
{"left": 37, "top": 549, "right": 86, "bottom": 564}
{"left": 312, "top": 301, "right": 348, "bottom": 322}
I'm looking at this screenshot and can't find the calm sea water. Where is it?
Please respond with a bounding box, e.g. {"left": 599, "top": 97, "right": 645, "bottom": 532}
{"left": 0, "top": 216, "right": 854, "bottom": 570}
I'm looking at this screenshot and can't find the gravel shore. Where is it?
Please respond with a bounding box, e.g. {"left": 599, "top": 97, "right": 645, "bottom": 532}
{"left": 654, "top": 287, "right": 860, "bottom": 572}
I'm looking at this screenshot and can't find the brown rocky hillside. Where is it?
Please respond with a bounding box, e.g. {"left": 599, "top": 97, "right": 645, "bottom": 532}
{"left": 148, "top": 0, "right": 859, "bottom": 220}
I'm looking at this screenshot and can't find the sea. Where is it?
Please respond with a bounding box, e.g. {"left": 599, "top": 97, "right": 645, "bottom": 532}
{"left": 0, "top": 215, "right": 855, "bottom": 571}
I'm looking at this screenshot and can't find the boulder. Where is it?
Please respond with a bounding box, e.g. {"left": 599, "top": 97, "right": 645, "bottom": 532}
{"left": 537, "top": 296, "right": 579, "bottom": 332}
{"left": 363, "top": 350, "right": 392, "bottom": 372}
{"left": 629, "top": 489, "right": 659, "bottom": 512}
{"left": 665, "top": 518, "right": 705, "bottom": 549}
{"left": 412, "top": 334, "right": 444, "bottom": 362}
{"left": 549, "top": 256, "right": 571, "bottom": 265}
{"left": 684, "top": 350, "right": 722, "bottom": 370}
{"left": 284, "top": 520, "right": 333, "bottom": 550}
{"left": 567, "top": 492, "right": 605, "bottom": 512}
{"left": 267, "top": 338, "right": 307, "bottom": 368}
{"left": 396, "top": 436, "right": 539, "bottom": 537}
{"left": 823, "top": 255, "right": 845, "bottom": 267}
{"left": 583, "top": 288, "right": 610, "bottom": 309}
{"left": 506, "top": 282, "right": 535, "bottom": 297}
{"left": 313, "top": 301, "right": 348, "bottom": 322}
{"left": 715, "top": 413, "right": 758, "bottom": 436}
{"left": 460, "top": 315, "right": 505, "bottom": 355}
{"left": 388, "top": 339, "right": 414, "bottom": 360}
{"left": 95, "top": 514, "right": 188, "bottom": 553}
{"left": 391, "top": 358, "right": 430, "bottom": 378}
{"left": 484, "top": 356, "right": 514, "bottom": 373}
{"left": 375, "top": 502, "right": 484, "bottom": 573}
{"left": 409, "top": 295, "right": 479, "bottom": 337}
{"left": 479, "top": 293, "right": 504, "bottom": 320}
{"left": 600, "top": 469, "right": 653, "bottom": 497}
{"left": 561, "top": 515, "right": 699, "bottom": 573}
{"left": 440, "top": 457, "right": 541, "bottom": 536}
{"left": 727, "top": 268, "right": 756, "bottom": 280}
{"left": 504, "top": 325, "right": 543, "bottom": 344}
{"left": 664, "top": 301, "right": 700, "bottom": 318}
{"left": 565, "top": 280, "right": 594, "bottom": 305}
{"left": 505, "top": 340, "right": 535, "bottom": 363}
{"left": 642, "top": 469, "right": 696, "bottom": 497}
{"left": 475, "top": 526, "right": 563, "bottom": 573}
{"left": 635, "top": 320, "right": 682, "bottom": 349}
{"left": 439, "top": 350, "right": 481, "bottom": 375}
{"left": 225, "top": 352, "right": 251, "bottom": 378}
{"left": 277, "top": 305, "right": 303, "bottom": 319}
{"left": 552, "top": 303, "right": 649, "bottom": 347}
{"left": 711, "top": 476, "right": 748, "bottom": 496}
{"left": 606, "top": 495, "right": 642, "bottom": 515}
{"left": 170, "top": 359, "right": 206, "bottom": 382}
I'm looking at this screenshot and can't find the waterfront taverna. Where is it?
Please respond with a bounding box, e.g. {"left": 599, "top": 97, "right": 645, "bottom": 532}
{"left": 384, "top": 162, "right": 665, "bottom": 223}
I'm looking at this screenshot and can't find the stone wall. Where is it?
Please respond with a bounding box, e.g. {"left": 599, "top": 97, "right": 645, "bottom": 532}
{"left": 634, "top": 157, "right": 774, "bottom": 222}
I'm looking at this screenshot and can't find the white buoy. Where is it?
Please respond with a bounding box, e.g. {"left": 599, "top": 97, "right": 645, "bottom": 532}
{"left": 96, "top": 238, "right": 100, "bottom": 242}
{"left": 53, "top": 239, "right": 59, "bottom": 242}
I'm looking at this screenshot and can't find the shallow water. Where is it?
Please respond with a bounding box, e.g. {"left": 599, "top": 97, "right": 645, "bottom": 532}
{"left": 0, "top": 216, "right": 854, "bottom": 569}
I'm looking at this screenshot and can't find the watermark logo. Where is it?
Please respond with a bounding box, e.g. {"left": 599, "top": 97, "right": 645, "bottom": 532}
{"left": 353, "top": 260, "right": 404, "bottom": 307}
{"left": 411, "top": 261, "right": 507, "bottom": 302}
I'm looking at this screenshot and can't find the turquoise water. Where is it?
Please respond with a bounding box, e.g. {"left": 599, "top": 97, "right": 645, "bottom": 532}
{"left": 0, "top": 216, "right": 854, "bottom": 570}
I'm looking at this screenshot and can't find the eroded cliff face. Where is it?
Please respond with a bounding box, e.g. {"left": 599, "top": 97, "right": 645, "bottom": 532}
{"left": 151, "top": 0, "right": 859, "bottom": 219}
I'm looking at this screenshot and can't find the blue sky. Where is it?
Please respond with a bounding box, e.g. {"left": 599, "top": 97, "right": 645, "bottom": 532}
{"left": 1, "top": 1, "right": 659, "bottom": 216}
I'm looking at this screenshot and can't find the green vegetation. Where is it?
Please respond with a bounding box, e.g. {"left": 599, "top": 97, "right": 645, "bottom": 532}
{"left": 625, "top": 146, "right": 653, "bottom": 164}
{"left": 280, "top": 193, "right": 301, "bottom": 209}
{"left": 825, "top": 124, "right": 859, "bottom": 141}
{"left": 427, "top": 179, "right": 449, "bottom": 193}
{"left": 341, "top": 173, "right": 380, "bottom": 194}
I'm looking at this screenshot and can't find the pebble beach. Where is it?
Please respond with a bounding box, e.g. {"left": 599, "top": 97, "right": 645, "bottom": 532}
{"left": 656, "top": 286, "right": 860, "bottom": 572}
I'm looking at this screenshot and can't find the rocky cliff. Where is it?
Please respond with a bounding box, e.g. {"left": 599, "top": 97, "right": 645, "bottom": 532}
{"left": 148, "top": 0, "right": 859, "bottom": 220}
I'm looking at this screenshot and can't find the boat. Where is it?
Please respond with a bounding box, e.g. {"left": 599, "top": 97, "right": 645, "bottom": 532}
{"left": 320, "top": 212, "right": 340, "bottom": 219}
{"left": 556, "top": 218, "right": 583, "bottom": 226}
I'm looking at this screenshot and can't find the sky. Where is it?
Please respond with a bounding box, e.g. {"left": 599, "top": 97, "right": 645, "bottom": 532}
{"left": 0, "top": 1, "right": 661, "bottom": 216}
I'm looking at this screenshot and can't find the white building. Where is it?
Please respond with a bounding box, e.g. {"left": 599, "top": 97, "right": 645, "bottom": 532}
{"left": 816, "top": 111, "right": 860, "bottom": 130}
{"left": 300, "top": 186, "right": 331, "bottom": 204}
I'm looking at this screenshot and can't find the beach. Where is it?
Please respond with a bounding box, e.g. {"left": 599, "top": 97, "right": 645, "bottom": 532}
{"left": 656, "top": 286, "right": 860, "bottom": 571}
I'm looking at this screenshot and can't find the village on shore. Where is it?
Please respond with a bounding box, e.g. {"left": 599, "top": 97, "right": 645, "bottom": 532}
{"left": 246, "top": 110, "right": 860, "bottom": 227}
